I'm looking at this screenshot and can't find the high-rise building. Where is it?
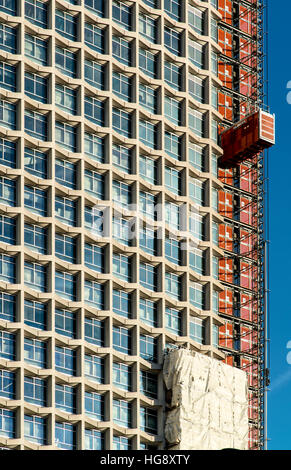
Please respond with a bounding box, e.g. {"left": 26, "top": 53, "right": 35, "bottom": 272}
{"left": 0, "top": 0, "right": 272, "bottom": 451}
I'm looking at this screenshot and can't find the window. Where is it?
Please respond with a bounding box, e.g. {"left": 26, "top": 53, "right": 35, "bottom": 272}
{"left": 112, "top": 36, "right": 132, "bottom": 66}
{"left": 139, "top": 84, "right": 157, "bottom": 114}
{"left": 0, "top": 215, "right": 15, "bottom": 244}
{"left": 85, "top": 60, "right": 105, "bottom": 90}
{"left": 140, "top": 407, "right": 158, "bottom": 435}
{"left": 24, "top": 415, "right": 46, "bottom": 445}
{"left": 188, "top": 39, "right": 204, "bottom": 69}
{"left": 165, "top": 0, "right": 181, "bottom": 21}
{"left": 0, "top": 62, "right": 16, "bottom": 92}
{"left": 55, "top": 270, "right": 76, "bottom": 301}
{"left": 55, "top": 121, "right": 77, "bottom": 152}
{"left": 55, "top": 47, "right": 77, "bottom": 78}
{"left": 165, "top": 272, "right": 181, "bottom": 300}
{"left": 0, "top": 370, "right": 14, "bottom": 399}
{"left": 85, "top": 317, "right": 104, "bottom": 346}
{"left": 0, "top": 100, "right": 16, "bottom": 130}
{"left": 112, "top": 72, "right": 132, "bottom": 102}
{"left": 24, "top": 224, "right": 47, "bottom": 254}
{"left": 84, "top": 206, "right": 104, "bottom": 235}
{"left": 0, "top": 331, "right": 15, "bottom": 360}
{"left": 55, "top": 85, "right": 77, "bottom": 115}
{"left": 212, "top": 289, "right": 219, "bottom": 314}
{"left": 85, "top": 133, "right": 104, "bottom": 163}
{"left": 55, "top": 384, "right": 76, "bottom": 413}
{"left": 140, "top": 191, "right": 156, "bottom": 220}
{"left": 112, "top": 216, "right": 133, "bottom": 246}
{"left": 139, "top": 298, "right": 157, "bottom": 327}
{"left": 140, "top": 155, "right": 157, "bottom": 184}
{"left": 112, "top": 1, "right": 132, "bottom": 30}
{"left": 55, "top": 422, "right": 76, "bottom": 450}
{"left": 55, "top": 159, "right": 76, "bottom": 189}
{"left": 112, "top": 108, "right": 132, "bottom": 137}
{"left": 85, "top": 391, "right": 104, "bottom": 420}
{"left": 140, "top": 370, "right": 158, "bottom": 399}
{"left": 212, "top": 187, "right": 218, "bottom": 212}
{"left": 113, "top": 253, "right": 132, "bottom": 282}
{"left": 165, "top": 166, "right": 181, "bottom": 195}
{"left": 189, "top": 74, "right": 204, "bottom": 103}
{"left": 165, "top": 201, "right": 180, "bottom": 230}
{"left": 56, "top": 10, "right": 77, "bottom": 41}
{"left": 113, "top": 290, "right": 131, "bottom": 318}
{"left": 113, "top": 435, "right": 131, "bottom": 450}
{"left": 0, "top": 176, "right": 13, "bottom": 206}
{"left": 113, "top": 399, "right": 131, "bottom": 428}
{"left": 139, "top": 14, "right": 157, "bottom": 43}
{"left": 55, "top": 196, "right": 76, "bottom": 227}
{"left": 139, "top": 49, "right": 157, "bottom": 78}
{"left": 25, "top": 34, "right": 47, "bottom": 66}
{"left": 188, "top": 6, "right": 204, "bottom": 35}
{"left": 165, "top": 307, "right": 182, "bottom": 335}
{"left": 0, "top": 138, "right": 16, "bottom": 168}
{"left": 55, "top": 346, "right": 76, "bottom": 376}
{"left": 211, "top": 51, "right": 218, "bottom": 76}
{"left": 85, "top": 429, "right": 104, "bottom": 450}
{"left": 164, "top": 27, "right": 181, "bottom": 56}
{"left": 189, "top": 282, "right": 204, "bottom": 310}
{"left": 85, "top": 243, "right": 104, "bottom": 272}
{"left": 24, "top": 376, "right": 46, "bottom": 407}
{"left": 0, "top": 0, "right": 17, "bottom": 15}
{"left": 140, "top": 334, "right": 157, "bottom": 362}
{"left": 190, "top": 317, "right": 205, "bottom": 344}
{"left": 112, "top": 144, "right": 132, "bottom": 173}
{"left": 24, "top": 186, "right": 47, "bottom": 216}
{"left": 165, "top": 237, "right": 180, "bottom": 265}
{"left": 85, "top": 23, "right": 104, "bottom": 53}
{"left": 84, "top": 354, "right": 104, "bottom": 383}
{"left": 140, "top": 262, "right": 156, "bottom": 291}
{"left": 212, "top": 323, "right": 219, "bottom": 348}
{"left": 189, "top": 177, "right": 204, "bottom": 205}
{"left": 112, "top": 180, "right": 131, "bottom": 209}
{"left": 0, "top": 24, "right": 16, "bottom": 54}
{"left": 189, "top": 108, "right": 204, "bottom": 137}
{"left": 0, "top": 409, "right": 15, "bottom": 438}
{"left": 164, "top": 61, "right": 182, "bottom": 91}
{"left": 212, "top": 221, "right": 219, "bottom": 246}
{"left": 85, "top": 0, "right": 104, "bottom": 18}
{"left": 25, "top": 0, "right": 48, "bottom": 28}
{"left": 165, "top": 131, "right": 182, "bottom": 160}
{"left": 84, "top": 96, "right": 105, "bottom": 126}
{"left": 0, "top": 254, "right": 15, "bottom": 283}
{"left": 211, "top": 17, "right": 218, "bottom": 42}
{"left": 211, "top": 154, "right": 218, "bottom": 178}
{"left": 113, "top": 326, "right": 131, "bottom": 355}
{"left": 84, "top": 279, "right": 104, "bottom": 309}
{"left": 189, "top": 247, "right": 204, "bottom": 275}
{"left": 189, "top": 213, "right": 204, "bottom": 241}
{"left": 84, "top": 169, "right": 104, "bottom": 199}
{"left": 143, "top": 0, "right": 157, "bottom": 7}
{"left": 24, "top": 338, "right": 46, "bottom": 368}
{"left": 25, "top": 110, "right": 47, "bottom": 141}
{"left": 24, "top": 300, "right": 46, "bottom": 330}
{"left": 24, "top": 148, "right": 47, "bottom": 179}
{"left": 113, "top": 362, "right": 132, "bottom": 391}
{"left": 189, "top": 143, "right": 204, "bottom": 171}
{"left": 55, "top": 309, "right": 76, "bottom": 339}
{"left": 139, "top": 120, "right": 157, "bottom": 149}
{"left": 140, "top": 226, "right": 156, "bottom": 256}
{"left": 212, "top": 118, "right": 219, "bottom": 143}
{"left": 211, "top": 85, "right": 218, "bottom": 110}
{"left": 0, "top": 293, "right": 15, "bottom": 322}
{"left": 25, "top": 72, "right": 48, "bottom": 104}
{"left": 24, "top": 261, "right": 46, "bottom": 292}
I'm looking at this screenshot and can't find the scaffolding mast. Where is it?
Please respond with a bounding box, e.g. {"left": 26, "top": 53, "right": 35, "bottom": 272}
{"left": 216, "top": 0, "right": 269, "bottom": 450}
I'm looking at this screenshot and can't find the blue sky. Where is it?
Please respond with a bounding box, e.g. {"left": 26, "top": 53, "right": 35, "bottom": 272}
{"left": 267, "top": 1, "right": 291, "bottom": 450}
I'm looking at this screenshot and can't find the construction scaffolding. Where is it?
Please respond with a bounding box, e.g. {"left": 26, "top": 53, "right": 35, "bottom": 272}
{"left": 217, "top": 0, "right": 270, "bottom": 450}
